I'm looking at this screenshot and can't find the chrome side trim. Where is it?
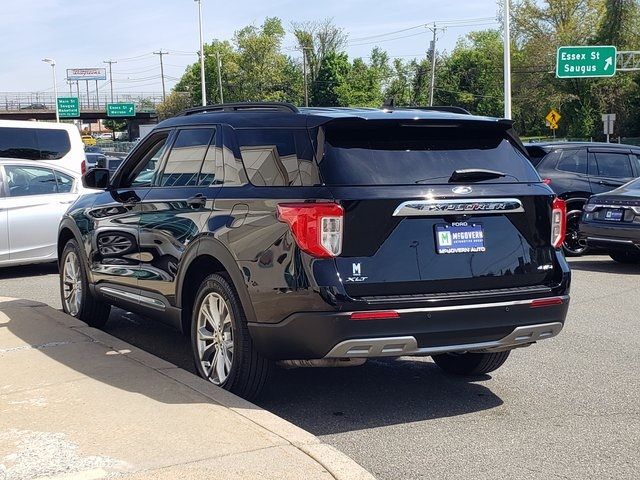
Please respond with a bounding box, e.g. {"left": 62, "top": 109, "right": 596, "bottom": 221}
{"left": 392, "top": 198, "right": 524, "bottom": 217}
{"left": 99, "top": 286, "right": 166, "bottom": 311}
{"left": 324, "top": 322, "right": 564, "bottom": 358}
{"left": 587, "top": 236, "right": 637, "bottom": 245}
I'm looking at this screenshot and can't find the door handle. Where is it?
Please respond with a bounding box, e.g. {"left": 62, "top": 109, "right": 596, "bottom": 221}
{"left": 187, "top": 194, "right": 207, "bottom": 209}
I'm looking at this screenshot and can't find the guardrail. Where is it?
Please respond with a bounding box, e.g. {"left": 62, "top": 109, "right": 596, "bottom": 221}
{"left": 96, "top": 140, "right": 138, "bottom": 154}
{"left": 0, "top": 91, "right": 175, "bottom": 111}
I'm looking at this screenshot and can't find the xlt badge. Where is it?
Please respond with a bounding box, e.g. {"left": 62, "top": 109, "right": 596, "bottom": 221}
{"left": 347, "top": 262, "right": 368, "bottom": 282}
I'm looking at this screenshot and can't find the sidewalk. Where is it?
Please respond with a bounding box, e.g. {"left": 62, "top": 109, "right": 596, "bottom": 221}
{"left": 0, "top": 297, "right": 374, "bottom": 480}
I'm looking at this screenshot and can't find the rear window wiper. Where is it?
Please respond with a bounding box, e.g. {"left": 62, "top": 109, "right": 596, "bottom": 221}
{"left": 448, "top": 169, "right": 508, "bottom": 183}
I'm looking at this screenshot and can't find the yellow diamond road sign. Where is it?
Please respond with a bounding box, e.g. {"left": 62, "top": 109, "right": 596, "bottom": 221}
{"left": 546, "top": 109, "right": 561, "bottom": 126}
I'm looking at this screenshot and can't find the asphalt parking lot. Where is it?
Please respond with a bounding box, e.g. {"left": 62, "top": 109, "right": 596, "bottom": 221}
{"left": 1, "top": 256, "right": 638, "bottom": 480}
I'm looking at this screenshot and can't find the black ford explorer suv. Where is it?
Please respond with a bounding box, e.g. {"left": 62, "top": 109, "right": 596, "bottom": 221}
{"left": 58, "top": 103, "right": 570, "bottom": 399}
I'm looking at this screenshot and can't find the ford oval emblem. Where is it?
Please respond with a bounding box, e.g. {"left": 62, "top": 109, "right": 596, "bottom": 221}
{"left": 452, "top": 186, "right": 473, "bottom": 195}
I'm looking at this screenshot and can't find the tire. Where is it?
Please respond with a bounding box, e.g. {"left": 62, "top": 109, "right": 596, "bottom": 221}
{"left": 59, "top": 239, "right": 111, "bottom": 328}
{"left": 563, "top": 208, "right": 589, "bottom": 257}
{"left": 432, "top": 350, "right": 511, "bottom": 376}
{"left": 191, "top": 273, "right": 272, "bottom": 400}
{"left": 609, "top": 251, "right": 640, "bottom": 264}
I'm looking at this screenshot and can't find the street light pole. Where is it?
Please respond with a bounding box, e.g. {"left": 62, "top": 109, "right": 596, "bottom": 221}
{"left": 503, "top": 0, "right": 512, "bottom": 119}
{"left": 195, "top": 0, "right": 207, "bottom": 106}
{"left": 42, "top": 58, "right": 59, "bottom": 122}
{"left": 302, "top": 48, "right": 309, "bottom": 107}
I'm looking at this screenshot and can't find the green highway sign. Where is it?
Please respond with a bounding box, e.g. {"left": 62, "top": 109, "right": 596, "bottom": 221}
{"left": 106, "top": 103, "right": 136, "bottom": 117}
{"left": 556, "top": 45, "right": 617, "bottom": 78}
{"left": 57, "top": 97, "right": 80, "bottom": 118}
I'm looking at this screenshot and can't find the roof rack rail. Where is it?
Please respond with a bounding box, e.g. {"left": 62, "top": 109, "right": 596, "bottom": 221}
{"left": 179, "top": 102, "right": 299, "bottom": 116}
{"left": 404, "top": 106, "right": 472, "bottom": 115}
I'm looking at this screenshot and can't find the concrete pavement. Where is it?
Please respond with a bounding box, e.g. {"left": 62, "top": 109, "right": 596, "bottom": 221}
{"left": 0, "top": 297, "right": 374, "bottom": 480}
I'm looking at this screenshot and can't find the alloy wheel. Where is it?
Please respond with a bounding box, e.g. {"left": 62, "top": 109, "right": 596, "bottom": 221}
{"left": 563, "top": 210, "right": 588, "bottom": 256}
{"left": 62, "top": 251, "right": 83, "bottom": 316}
{"left": 196, "top": 292, "right": 234, "bottom": 385}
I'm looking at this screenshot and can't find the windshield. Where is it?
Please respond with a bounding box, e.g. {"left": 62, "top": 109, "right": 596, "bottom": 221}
{"left": 318, "top": 123, "right": 540, "bottom": 186}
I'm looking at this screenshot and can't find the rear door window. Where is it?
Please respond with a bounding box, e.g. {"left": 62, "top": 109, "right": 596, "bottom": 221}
{"left": 54, "top": 170, "right": 75, "bottom": 193}
{"left": 594, "top": 152, "right": 633, "bottom": 178}
{"left": 160, "top": 128, "right": 214, "bottom": 187}
{"left": 318, "top": 123, "right": 539, "bottom": 185}
{"left": 556, "top": 149, "right": 587, "bottom": 174}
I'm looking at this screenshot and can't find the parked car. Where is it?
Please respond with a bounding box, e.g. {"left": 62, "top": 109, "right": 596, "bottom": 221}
{"left": 525, "top": 142, "right": 640, "bottom": 255}
{"left": 19, "top": 103, "right": 47, "bottom": 110}
{"left": 84, "top": 152, "right": 107, "bottom": 172}
{"left": 0, "top": 159, "right": 85, "bottom": 267}
{"left": 58, "top": 103, "right": 570, "bottom": 399}
{"left": 0, "top": 119, "right": 86, "bottom": 173}
{"left": 81, "top": 135, "right": 97, "bottom": 146}
{"left": 579, "top": 177, "right": 640, "bottom": 263}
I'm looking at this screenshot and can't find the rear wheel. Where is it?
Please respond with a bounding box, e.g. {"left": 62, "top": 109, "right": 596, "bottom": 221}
{"left": 563, "top": 209, "right": 589, "bottom": 257}
{"left": 191, "top": 273, "right": 272, "bottom": 400}
{"left": 432, "top": 350, "right": 511, "bottom": 376}
{"left": 59, "top": 240, "right": 111, "bottom": 328}
{"left": 609, "top": 251, "right": 640, "bottom": 264}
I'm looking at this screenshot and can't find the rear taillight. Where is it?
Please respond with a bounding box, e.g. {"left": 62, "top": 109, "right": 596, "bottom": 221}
{"left": 277, "top": 203, "right": 343, "bottom": 258}
{"left": 551, "top": 198, "right": 566, "bottom": 249}
{"left": 81, "top": 160, "right": 86, "bottom": 174}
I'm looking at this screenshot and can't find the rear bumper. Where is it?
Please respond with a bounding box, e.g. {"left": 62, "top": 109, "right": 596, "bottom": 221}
{"left": 248, "top": 295, "right": 570, "bottom": 360}
{"left": 580, "top": 221, "right": 640, "bottom": 252}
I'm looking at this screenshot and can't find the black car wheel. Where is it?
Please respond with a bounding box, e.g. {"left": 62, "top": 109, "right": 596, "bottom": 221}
{"left": 609, "top": 251, "right": 640, "bottom": 264}
{"left": 191, "top": 273, "right": 272, "bottom": 400}
{"left": 432, "top": 350, "right": 511, "bottom": 376}
{"left": 59, "top": 239, "right": 111, "bottom": 328}
{"left": 563, "top": 209, "right": 589, "bottom": 257}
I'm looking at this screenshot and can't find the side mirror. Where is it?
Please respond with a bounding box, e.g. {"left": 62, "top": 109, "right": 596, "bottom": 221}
{"left": 82, "top": 168, "right": 110, "bottom": 190}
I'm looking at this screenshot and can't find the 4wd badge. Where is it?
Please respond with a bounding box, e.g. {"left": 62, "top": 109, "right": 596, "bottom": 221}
{"left": 347, "top": 263, "right": 368, "bottom": 282}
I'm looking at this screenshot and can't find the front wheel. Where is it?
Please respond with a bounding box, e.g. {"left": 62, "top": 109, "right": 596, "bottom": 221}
{"left": 563, "top": 209, "right": 589, "bottom": 257}
{"left": 432, "top": 350, "right": 511, "bottom": 376}
{"left": 59, "top": 239, "right": 111, "bottom": 328}
{"left": 191, "top": 273, "right": 272, "bottom": 400}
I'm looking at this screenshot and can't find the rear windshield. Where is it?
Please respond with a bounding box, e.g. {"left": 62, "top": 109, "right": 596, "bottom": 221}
{"left": 319, "top": 123, "right": 540, "bottom": 185}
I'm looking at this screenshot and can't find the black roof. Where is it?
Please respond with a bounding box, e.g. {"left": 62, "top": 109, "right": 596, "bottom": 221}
{"left": 156, "top": 103, "right": 509, "bottom": 130}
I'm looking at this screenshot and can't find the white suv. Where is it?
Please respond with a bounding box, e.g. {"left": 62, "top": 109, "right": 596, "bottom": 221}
{"left": 0, "top": 119, "right": 86, "bottom": 174}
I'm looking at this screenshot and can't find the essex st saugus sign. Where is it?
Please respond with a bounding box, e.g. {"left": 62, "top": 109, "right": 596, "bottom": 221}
{"left": 556, "top": 46, "right": 617, "bottom": 78}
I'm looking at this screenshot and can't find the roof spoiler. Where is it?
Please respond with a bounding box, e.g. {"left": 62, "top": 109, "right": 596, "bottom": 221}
{"left": 179, "top": 102, "right": 299, "bottom": 116}
{"left": 389, "top": 106, "right": 472, "bottom": 115}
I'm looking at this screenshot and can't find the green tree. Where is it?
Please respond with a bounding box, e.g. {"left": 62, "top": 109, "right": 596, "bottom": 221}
{"left": 292, "top": 18, "right": 348, "bottom": 83}
{"left": 311, "top": 52, "right": 350, "bottom": 106}
{"left": 102, "top": 119, "right": 127, "bottom": 140}
{"left": 156, "top": 91, "right": 195, "bottom": 119}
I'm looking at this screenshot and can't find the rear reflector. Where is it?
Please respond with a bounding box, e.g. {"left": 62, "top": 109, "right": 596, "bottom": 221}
{"left": 350, "top": 311, "right": 400, "bottom": 320}
{"left": 277, "top": 203, "right": 343, "bottom": 258}
{"left": 530, "top": 297, "right": 564, "bottom": 308}
{"left": 551, "top": 197, "right": 566, "bottom": 249}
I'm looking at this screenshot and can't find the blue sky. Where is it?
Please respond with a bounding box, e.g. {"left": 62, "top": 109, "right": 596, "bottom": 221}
{"left": 0, "top": 0, "right": 501, "bottom": 94}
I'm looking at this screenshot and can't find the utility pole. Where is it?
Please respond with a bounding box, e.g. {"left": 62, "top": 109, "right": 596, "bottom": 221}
{"left": 503, "top": 0, "right": 512, "bottom": 119}
{"left": 427, "top": 23, "right": 445, "bottom": 106}
{"left": 103, "top": 59, "right": 117, "bottom": 103}
{"left": 153, "top": 50, "right": 168, "bottom": 101}
{"left": 195, "top": 0, "right": 206, "bottom": 106}
{"left": 216, "top": 51, "right": 224, "bottom": 103}
{"left": 302, "top": 47, "right": 310, "bottom": 107}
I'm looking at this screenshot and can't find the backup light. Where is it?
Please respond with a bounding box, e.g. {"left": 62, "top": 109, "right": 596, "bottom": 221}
{"left": 277, "top": 203, "right": 343, "bottom": 258}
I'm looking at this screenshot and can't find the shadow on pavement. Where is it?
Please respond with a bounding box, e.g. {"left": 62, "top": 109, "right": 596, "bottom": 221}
{"left": 257, "top": 357, "right": 503, "bottom": 436}
{"left": 0, "top": 262, "right": 58, "bottom": 279}
{"left": 567, "top": 257, "right": 640, "bottom": 275}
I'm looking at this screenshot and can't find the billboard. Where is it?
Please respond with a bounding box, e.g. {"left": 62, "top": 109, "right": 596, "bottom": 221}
{"left": 66, "top": 68, "right": 107, "bottom": 81}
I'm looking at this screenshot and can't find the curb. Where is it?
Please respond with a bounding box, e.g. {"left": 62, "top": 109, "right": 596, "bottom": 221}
{"left": 0, "top": 297, "right": 375, "bottom": 480}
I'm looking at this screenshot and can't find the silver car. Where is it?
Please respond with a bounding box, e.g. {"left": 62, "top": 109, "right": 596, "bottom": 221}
{"left": 0, "top": 158, "right": 86, "bottom": 267}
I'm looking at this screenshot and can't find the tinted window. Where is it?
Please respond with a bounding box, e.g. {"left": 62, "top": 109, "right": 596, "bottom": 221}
{"left": 129, "top": 136, "right": 169, "bottom": 187}
{"left": 55, "top": 170, "right": 75, "bottom": 193}
{"left": 0, "top": 128, "right": 39, "bottom": 160}
{"left": 0, "top": 127, "right": 70, "bottom": 160}
{"left": 318, "top": 123, "right": 539, "bottom": 185}
{"left": 5, "top": 165, "right": 58, "bottom": 196}
{"left": 161, "top": 128, "right": 214, "bottom": 187}
{"left": 595, "top": 152, "right": 633, "bottom": 178}
{"left": 237, "top": 129, "right": 320, "bottom": 186}
{"left": 556, "top": 149, "right": 587, "bottom": 174}
{"left": 37, "top": 129, "right": 71, "bottom": 160}
{"left": 221, "top": 126, "right": 248, "bottom": 186}
{"left": 197, "top": 129, "right": 223, "bottom": 186}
